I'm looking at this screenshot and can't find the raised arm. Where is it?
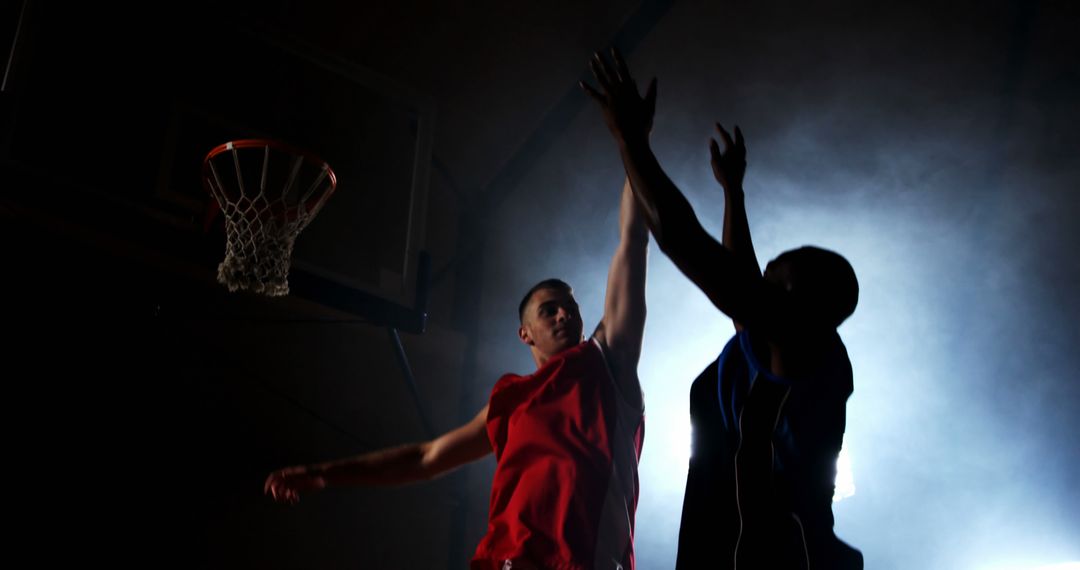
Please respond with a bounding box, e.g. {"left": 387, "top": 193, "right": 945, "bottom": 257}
{"left": 592, "top": 178, "right": 649, "bottom": 399}
{"left": 711, "top": 123, "right": 760, "bottom": 331}
{"left": 711, "top": 123, "right": 760, "bottom": 275}
{"left": 264, "top": 405, "right": 492, "bottom": 504}
{"left": 582, "top": 50, "right": 777, "bottom": 333}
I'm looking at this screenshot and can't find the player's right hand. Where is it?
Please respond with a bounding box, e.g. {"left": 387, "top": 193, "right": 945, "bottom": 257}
{"left": 263, "top": 465, "right": 327, "bottom": 505}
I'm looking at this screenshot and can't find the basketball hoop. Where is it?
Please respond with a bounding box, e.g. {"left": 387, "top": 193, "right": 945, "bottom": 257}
{"left": 202, "top": 139, "right": 337, "bottom": 296}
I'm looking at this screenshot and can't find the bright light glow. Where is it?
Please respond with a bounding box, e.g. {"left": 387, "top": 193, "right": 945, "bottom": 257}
{"left": 989, "top": 561, "right": 1080, "bottom": 565}
{"left": 833, "top": 445, "right": 855, "bottom": 502}
{"left": 984, "top": 563, "right": 1080, "bottom": 570}
{"left": 678, "top": 421, "right": 693, "bottom": 462}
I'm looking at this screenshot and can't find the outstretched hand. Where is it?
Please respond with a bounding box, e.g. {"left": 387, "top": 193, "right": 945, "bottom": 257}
{"left": 264, "top": 465, "right": 326, "bottom": 505}
{"left": 709, "top": 123, "right": 746, "bottom": 193}
{"left": 580, "top": 48, "right": 657, "bottom": 145}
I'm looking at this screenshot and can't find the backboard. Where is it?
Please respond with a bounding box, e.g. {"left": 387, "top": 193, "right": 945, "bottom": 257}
{"left": 1, "top": 5, "right": 434, "bottom": 326}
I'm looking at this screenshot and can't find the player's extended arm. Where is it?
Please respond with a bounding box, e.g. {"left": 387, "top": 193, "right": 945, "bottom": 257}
{"left": 264, "top": 406, "right": 492, "bottom": 504}
{"left": 582, "top": 50, "right": 775, "bottom": 332}
{"left": 711, "top": 123, "right": 760, "bottom": 331}
{"left": 592, "top": 178, "right": 649, "bottom": 403}
{"left": 711, "top": 123, "right": 760, "bottom": 277}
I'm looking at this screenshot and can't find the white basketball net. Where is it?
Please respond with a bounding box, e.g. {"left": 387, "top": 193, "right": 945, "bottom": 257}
{"left": 203, "top": 141, "right": 336, "bottom": 296}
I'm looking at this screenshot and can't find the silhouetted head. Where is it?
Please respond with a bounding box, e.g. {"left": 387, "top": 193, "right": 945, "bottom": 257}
{"left": 518, "top": 278, "right": 584, "bottom": 366}
{"left": 764, "top": 246, "right": 859, "bottom": 329}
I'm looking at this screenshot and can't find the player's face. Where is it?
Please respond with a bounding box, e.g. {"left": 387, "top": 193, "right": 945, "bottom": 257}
{"left": 764, "top": 257, "right": 795, "bottom": 292}
{"left": 519, "top": 287, "right": 584, "bottom": 358}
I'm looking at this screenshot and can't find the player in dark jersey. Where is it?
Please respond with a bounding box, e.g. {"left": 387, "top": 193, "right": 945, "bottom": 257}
{"left": 583, "top": 48, "right": 862, "bottom": 569}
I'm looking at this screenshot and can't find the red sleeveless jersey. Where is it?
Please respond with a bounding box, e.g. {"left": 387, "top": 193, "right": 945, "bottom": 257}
{"left": 471, "top": 339, "right": 645, "bottom": 570}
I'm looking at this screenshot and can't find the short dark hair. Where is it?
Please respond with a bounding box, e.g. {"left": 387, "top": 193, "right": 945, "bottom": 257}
{"left": 518, "top": 278, "right": 573, "bottom": 323}
{"left": 772, "top": 246, "right": 859, "bottom": 328}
